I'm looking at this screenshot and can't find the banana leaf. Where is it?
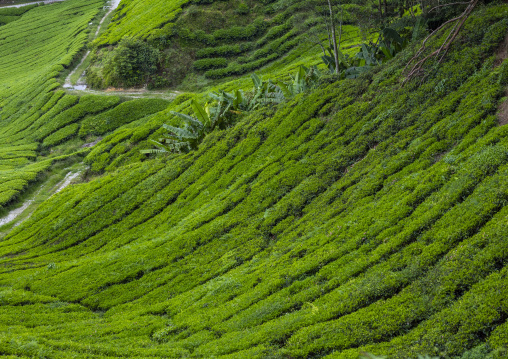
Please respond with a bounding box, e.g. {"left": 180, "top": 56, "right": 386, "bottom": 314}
{"left": 275, "top": 80, "right": 293, "bottom": 98}
{"left": 191, "top": 99, "right": 210, "bottom": 128}
{"left": 251, "top": 73, "right": 263, "bottom": 89}
{"left": 163, "top": 124, "right": 198, "bottom": 140}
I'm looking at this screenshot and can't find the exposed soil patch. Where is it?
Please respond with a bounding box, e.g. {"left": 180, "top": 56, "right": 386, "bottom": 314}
{"left": 498, "top": 90, "right": 508, "bottom": 126}
{"left": 494, "top": 33, "right": 508, "bottom": 67}
{"left": 82, "top": 137, "right": 102, "bottom": 148}
{"left": 53, "top": 171, "right": 81, "bottom": 194}
{"left": 434, "top": 150, "right": 450, "bottom": 163}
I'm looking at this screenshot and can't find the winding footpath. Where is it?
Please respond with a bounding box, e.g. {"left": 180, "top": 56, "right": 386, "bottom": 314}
{"left": 63, "top": 0, "right": 121, "bottom": 90}
{"left": 0, "top": 0, "right": 174, "bottom": 229}
{"left": 61, "top": 0, "right": 176, "bottom": 99}
{"left": 0, "top": 0, "right": 65, "bottom": 9}
{"left": 4, "top": 0, "right": 176, "bottom": 99}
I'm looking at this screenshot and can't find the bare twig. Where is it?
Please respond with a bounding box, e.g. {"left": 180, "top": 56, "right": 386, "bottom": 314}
{"left": 429, "top": 1, "right": 471, "bottom": 13}
{"left": 402, "top": 0, "right": 478, "bottom": 86}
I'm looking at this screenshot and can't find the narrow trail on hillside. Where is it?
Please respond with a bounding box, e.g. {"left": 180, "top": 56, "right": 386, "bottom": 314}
{"left": 0, "top": 186, "right": 42, "bottom": 228}
{"left": 0, "top": 0, "right": 64, "bottom": 8}
{"left": 63, "top": 0, "right": 121, "bottom": 90}
{"left": 62, "top": 0, "right": 178, "bottom": 99}
{"left": 5, "top": 0, "right": 178, "bottom": 99}
{"left": 52, "top": 171, "right": 82, "bottom": 194}
{"left": 0, "top": 169, "right": 83, "bottom": 231}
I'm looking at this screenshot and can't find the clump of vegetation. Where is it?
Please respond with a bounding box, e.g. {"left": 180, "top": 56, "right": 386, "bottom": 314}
{"left": 142, "top": 65, "right": 320, "bottom": 154}
{"left": 86, "top": 37, "right": 161, "bottom": 88}
{"left": 0, "top": 4, "right": 37, "bottom": 26}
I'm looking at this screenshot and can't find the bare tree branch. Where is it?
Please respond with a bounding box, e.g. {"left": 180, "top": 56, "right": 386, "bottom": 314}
{"left": 402, "top": 0, "right": 478, "bottom": 86}
{"left": 429, "top": 1, "right": 471, "bottom": 13}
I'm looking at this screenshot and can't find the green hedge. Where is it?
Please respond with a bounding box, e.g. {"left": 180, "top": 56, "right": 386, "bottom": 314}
{"left": 213, "top": 18, "right": 267, "bottom": 42}
{"left": 196, "top": 43, "right": 254, "bottom": 59}
{"left": 193, "top": 57, "right": 228, "bottom": 70}
{"left": 0, "top": 15, "right": 19, "bottom": 25}
{"left": 79, "top": 98, "right": 169, "bottom": 137}
{"left": 33, "top": 95, "right": 120, "bottom": 141}
{"left": 42, "top": 123, "right": 80, "bottom": 147}
{"left": 1, "top": 3, "right": 508, "bottom": 359}
{"left": 0, "top": 4, "right": 37, "bottom": 16}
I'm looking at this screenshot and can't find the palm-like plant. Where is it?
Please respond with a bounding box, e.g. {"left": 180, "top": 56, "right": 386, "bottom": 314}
{"left": 276, "top": 65, "right": 321, "bottom": 98}
{"left": 141, "top": 95, "right": 243, "bottom": 154}
{"left": 249, "top": 73, "right": 286, "bottom": 108}
{"left": 322, "top": 26, "right": 418, "bottom": 79}
{"left": 142, "top": 67, "right": 321, "bottom": 155}
{"left": 140, "top": 100, "right": 213, "bottom": 154}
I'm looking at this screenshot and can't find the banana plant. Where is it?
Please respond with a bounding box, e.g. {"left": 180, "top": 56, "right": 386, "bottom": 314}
{"left": 141, "top": 99, "right": 218, "bottom": 154}
{"left": 321, "top": 47, "right": 350, "bottom": 74}
{"left": 321, "top": 26, "right": 414, "bottom": 77}
{"left": 209, "top": 89, "right": 248, "bottom": 114}
{"left": 249, "top": 73, "right": 285, "bottom": 108}
{"left": 276, "top": 65, "right": 321, "bottom": 98}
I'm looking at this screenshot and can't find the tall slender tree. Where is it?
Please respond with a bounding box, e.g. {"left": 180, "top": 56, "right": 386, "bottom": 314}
{"left": 327, "top": 0, "right": 340, "bottom": 73}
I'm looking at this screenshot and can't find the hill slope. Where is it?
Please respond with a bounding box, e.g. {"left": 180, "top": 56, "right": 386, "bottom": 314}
{"left": 1, "top": 1, "right": 508, "bottom": 359}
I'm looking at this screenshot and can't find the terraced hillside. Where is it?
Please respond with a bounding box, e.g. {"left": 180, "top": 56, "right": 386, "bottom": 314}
{"left": 86, "top": 0, "right": 376, "bottom": 88}
{"left": 0, "top": 0, "right": 171, "bottom": 220}
{"left": 1, "top": 0, "right": 508, "bottom": 358}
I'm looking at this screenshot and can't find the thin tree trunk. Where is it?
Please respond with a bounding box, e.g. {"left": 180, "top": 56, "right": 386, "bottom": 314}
{"left": 327, "top": 0, "right": 339, "bottom": 74}
{"left": 338, "top": 4, "right": 343, "bottom": 50}
{"left": 325, "top": 20, "right": 332, "bottom": 49}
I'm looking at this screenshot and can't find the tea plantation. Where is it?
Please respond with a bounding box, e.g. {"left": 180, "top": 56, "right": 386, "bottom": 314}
{"left": 86, "top": 0, "right": 376, "bottom": 88}
{"left": 1, "top": 0, "right": 508, "bottom": 358}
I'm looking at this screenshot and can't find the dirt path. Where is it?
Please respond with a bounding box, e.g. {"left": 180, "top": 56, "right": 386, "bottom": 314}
{"left": 0, "top": 169, "right": 85, "bottom": 230}
{"left": 0, "top": 0, "right": 64, "bottom": 8}
{"left": 0, "top": 186, "right": 42, "bottom": 228}
{"left": 63, "top": 0, "right": 121, "bottom": 90}
{"left": 53, "top": 171, "right": 82, "bottom": 194}
{"left": 6, "top": 0, "right": 177, "bottom": 99}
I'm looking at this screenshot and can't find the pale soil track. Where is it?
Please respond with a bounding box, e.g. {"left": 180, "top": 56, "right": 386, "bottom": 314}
{"left": 63, "top": 0, "right": 121, "bottom": 90}
{"left": 0, "top": 0, "right": 64, "bottom": 8}
{"left": 5, "top": 0, "right": 178, "bottom": 99}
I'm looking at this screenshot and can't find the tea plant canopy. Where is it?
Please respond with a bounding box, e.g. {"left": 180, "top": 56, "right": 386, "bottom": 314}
{"left": 0, "top": 0, "right": 507, "bottom": 358}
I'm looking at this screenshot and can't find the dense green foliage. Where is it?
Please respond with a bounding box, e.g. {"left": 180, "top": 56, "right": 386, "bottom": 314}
{"left": 1, "top": 0, "right": 508, "bottom": 358}
{"left": 86, "top": 37, "right": 161, "bottom": 88}
{"left": 92, "top": 0, "right": 188, "bottom": 45}
{"left": 0, "top": 4, "right": 37, "bottom": 25}
{"left": 86, "top": 0, "right": 372, "bottom": 87}
{"left": 0, "top": 0, "right": 106, "bottom": 209}
{"left": 79, "top": 98, "right": 170, "bottom": 137}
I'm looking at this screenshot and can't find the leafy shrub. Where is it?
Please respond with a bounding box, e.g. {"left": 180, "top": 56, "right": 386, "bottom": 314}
{"left": 0, "top": 15, "right": 20, "bottom": 26}
{"left": 235, "top": 2, "right": 249, "bottom": 15}
{"left": 89, "top": 38, "right": 161, "bottom": 88}
{"left": 196, "top": 43, "right": 253, "bottom": 58}
{"left": 0, "top": 4, "right": 37, "bottom": 16}
{"left": 212, "top": 18, "right": 267, "bottom": 42}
